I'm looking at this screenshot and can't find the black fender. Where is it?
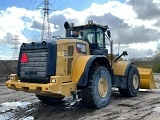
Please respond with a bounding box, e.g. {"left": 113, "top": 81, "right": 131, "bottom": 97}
{"left": 77, "top": 55, "right": 111, "bottom": 86}
{"left": 124, "top": 62, "right": 134, "bottom": 76}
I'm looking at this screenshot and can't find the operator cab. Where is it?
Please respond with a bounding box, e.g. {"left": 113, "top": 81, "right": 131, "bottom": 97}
{"left": 64, "top": 20, "right": 111, "bottom": 55}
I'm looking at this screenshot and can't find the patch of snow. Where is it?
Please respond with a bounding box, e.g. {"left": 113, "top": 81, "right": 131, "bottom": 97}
{"left": 153, "top": 106, "right": 160, "bottom": 113}
{"left": 0, "top": 101, "right": 33, "bottom": 120}
{"left": 1, "top": 101, "right": 31, "bottom": 107}
{"left": 19, "top": 116, "right": 34, "bottom": 120}
{"left": 0, "top": 101, "right": 31, "bottom": 113}
{"left": 0, "top": 112, "right": 14, "bottom": 120}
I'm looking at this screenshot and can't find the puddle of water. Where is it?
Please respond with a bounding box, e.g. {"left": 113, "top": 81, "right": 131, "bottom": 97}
{"left": 153, "top": 106, "right": 160, "bottom": 112}
{"left": 19, "top": 116, "right": 34, "bottom": 120}
{"left": 0, "top": 101, "right": 31, "bottom": 113}
{"left": 63, "top": 97, "right": 77, "bottom": 108}
{"left": 0, "top": 101, "right": 34, "bottom": 120}
{"left": 1, "top": 101, "right": 31, "bottom": 107}
{"left": 0, "top": 112, "right": 14, "bottom": 120}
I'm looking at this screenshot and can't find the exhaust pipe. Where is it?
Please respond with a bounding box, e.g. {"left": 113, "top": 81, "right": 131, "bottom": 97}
{"left": 64, "top": 21, "right": 71, "bottom": 37}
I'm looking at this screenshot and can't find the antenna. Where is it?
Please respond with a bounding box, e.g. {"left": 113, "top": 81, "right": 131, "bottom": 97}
{"left": 38, "top": 0, "right": 54, "bottom": 41}
{"left": 12, "top": 35, "right": 19, "bottom": 60}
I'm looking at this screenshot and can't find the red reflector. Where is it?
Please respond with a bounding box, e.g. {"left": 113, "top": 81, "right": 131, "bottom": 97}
{"left": 21, "top": 53, "right": 28, "bottom": 63}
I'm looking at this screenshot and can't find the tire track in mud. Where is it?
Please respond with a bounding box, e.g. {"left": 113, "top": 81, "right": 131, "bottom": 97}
{"left": 1, "top": 62, "right": 160, "bottom": 120}
{"left": 0, "top": 90, "right": 159, "bottom": 120}
{"left": 11, "top": 104, "right": 36, "bottom": 120}
{"left": 30, "top": 102, "right": 96, "bottom": 120}
{"left": 78, "top": 90, "right": 160, "bottom": 120}
{"left": 1, "top": 78, "right": 160, "bottom": 120}
{"left": 110, "top": 93, "right": 160, "bottom": 120}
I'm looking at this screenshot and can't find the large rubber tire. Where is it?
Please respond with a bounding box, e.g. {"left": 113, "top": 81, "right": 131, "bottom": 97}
{"left": 36, "top": 94, "right": 64, "bottom": 105}
{"left": 81, "top": 66, "right": 112, "bottom": 109}
{"left": 118, "top": 65, "right": 140, "bottom": 97}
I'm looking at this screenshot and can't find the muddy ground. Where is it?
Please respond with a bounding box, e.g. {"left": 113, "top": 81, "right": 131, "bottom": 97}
{"left": 0, "top": 60, "right": 17, "bottom": 81}
{"left": 1, "top": 60, "right": 160, "bottom": 120}
{"left": 0, "top": 74, "right": 160, "bottom": 120}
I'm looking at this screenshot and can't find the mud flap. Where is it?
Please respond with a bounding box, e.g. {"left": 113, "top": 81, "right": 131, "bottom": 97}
{"left": 138, "top": 68, "right": 157, "bottom": 89}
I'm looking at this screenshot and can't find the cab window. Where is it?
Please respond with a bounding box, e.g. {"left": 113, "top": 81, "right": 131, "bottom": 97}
{"left": 97, "top": 28, "right": 103, "bottom": 47}
{"left": 87, "top": 33, "right": 95, "bottom": 43}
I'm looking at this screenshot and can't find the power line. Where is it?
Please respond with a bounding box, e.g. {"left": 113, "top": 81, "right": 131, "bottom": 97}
{"left": 51, "top": 0, "right": 57, "bottom": 5}
{"left": 27, "top": 0, "right": 33, "bottom": 9}
{"left": 56, "top": 0, "right": 70, "bottom": 10}
{"left": 29, "top": 0, "right": 38, "bottom": 10}
{"left": 21, "top": 0, "right": 37, "bottom": 37}
{"left": 22, "top": 0, "right": 70, "bottom": 41}
{"left": 21, "top": 0, "right": 43, "bottom": 38}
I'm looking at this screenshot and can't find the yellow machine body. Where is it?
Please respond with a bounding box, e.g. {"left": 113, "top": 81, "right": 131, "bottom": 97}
{"left": 6, "top": 39, "right": 94, "bottom": 97}
{"left": 6, "top": 74, "right": 77, "bottom": 97}
{"left": 6, "top": 21, "right": 157, "bottom": 105}
{"left": 112, "top": 61, "right": 129, "bottom": 76}
{"left": 112, "top": 60, "right": 157, "bottom": 89}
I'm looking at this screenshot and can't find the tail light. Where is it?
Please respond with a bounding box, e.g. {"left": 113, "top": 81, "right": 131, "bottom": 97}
{"left": 20, "top": 53, "right": 28, "bottom": 63}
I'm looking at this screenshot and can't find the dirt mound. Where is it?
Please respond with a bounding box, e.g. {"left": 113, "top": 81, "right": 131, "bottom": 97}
{"left": 0, "top": 60, "right": 18, "bottom": 82}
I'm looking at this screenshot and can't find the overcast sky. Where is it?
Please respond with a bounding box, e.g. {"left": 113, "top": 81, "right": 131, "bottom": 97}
{"left": 0, "top": 0, "right": 160, "bottom": 60}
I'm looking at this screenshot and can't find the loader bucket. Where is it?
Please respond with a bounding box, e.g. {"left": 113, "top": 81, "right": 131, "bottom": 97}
{"left": 138, "top": 68, "right": 157, "bottom": 89}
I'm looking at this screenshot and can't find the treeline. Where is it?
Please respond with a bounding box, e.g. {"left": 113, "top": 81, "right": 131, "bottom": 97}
{"left": 133, "top": 60, "right": 160, "bottom": 73}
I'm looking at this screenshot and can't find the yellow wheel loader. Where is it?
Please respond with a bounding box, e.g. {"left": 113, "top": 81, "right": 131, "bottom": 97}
{"left": 6, "top": 20, "right": 156, "bottom": 108}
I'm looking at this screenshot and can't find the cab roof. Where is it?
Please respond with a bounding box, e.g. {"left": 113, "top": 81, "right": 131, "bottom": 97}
{"left": 71, "top": 23, "right": 108, "bottom": 32}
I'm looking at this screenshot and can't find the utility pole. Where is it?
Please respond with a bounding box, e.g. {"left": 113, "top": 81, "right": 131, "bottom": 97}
{"left": 38, "top": 0, "right": 52, "bottom": 41}
{"left": 12, "top": 35, "right": 19, "bottom": 60}
{"left": 118, "top": 43, "right": 120, "bottom": 56}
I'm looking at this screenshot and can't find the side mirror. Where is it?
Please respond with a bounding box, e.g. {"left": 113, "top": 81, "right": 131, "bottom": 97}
{"left": 122, "top": 51, "right": 128, "bottom": 56}
{"left": 114, "top": 51, "right": 128, "bottom": 62}
{"left": 107, "top": 29, "right": 111, "bottom": 38}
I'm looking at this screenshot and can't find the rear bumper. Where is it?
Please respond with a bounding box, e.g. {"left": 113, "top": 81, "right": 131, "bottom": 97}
{"left": 6, "top": 74, "right": 77, "bottom": 97}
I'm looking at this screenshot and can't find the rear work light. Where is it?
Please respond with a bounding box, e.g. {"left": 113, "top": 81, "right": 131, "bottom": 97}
{"left": 20, "top": 53, "right": 28, "bottom": 63}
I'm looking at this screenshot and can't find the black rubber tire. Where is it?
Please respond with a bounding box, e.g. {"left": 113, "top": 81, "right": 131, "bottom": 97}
{"left": 118, "top": 65, "right": 140, "bottom": 97}
{"left": 36, "top": 94, "right": 64, "bottom": 105}
{"left": 81, "top": 66, "right": 112, "bottom": 109}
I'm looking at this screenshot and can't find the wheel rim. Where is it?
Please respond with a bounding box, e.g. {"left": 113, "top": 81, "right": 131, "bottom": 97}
{"left": 133, "top": 74, "right": 139, "bottom": 89}
{"left": 98, "top": 77, "right": 108, "bottom": 98}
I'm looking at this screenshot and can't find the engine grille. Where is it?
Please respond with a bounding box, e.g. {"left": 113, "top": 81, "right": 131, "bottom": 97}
{"left": 20, "top": 49, "right": 48, "bottom": 78}
{"left": 17, "top": 41, "right": 57, "bottom": 84}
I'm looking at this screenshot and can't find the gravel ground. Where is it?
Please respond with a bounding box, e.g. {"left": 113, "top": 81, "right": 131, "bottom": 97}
{"left": 0, "top": 74, "right": 160, "bottom": 120}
